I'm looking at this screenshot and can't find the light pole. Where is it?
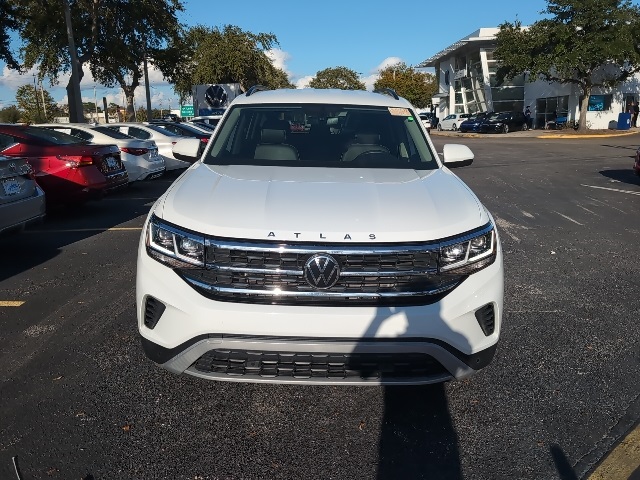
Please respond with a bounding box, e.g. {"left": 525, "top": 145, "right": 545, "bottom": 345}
{"left": 32, "top": 73, "right": 42, "bottom": 121}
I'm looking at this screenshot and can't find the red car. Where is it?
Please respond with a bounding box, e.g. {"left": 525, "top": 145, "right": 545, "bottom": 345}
{"left": 0, "top": 124, "right": 128, "bottom": 203}
{"left": 635, "top": 146, "right": 640, "bottom": 176}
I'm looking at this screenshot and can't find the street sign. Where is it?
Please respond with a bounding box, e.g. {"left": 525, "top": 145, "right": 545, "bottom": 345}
{"left": 180, "top": 105, "right": 195, "bottom": 117}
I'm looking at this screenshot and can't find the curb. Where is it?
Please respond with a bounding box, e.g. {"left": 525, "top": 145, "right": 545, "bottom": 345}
{"left": 537, "top": 130, "right": 640, "bottom": 139}
{"left": 430, "top": 130, "right": 640, "bottom": 139}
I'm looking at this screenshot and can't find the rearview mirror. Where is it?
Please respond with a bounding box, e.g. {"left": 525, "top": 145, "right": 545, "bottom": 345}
{"left": 442, "top": 144, "right": 474, "bottom": 168}
{"left": 172, "top": 138, "right": 202, "bottom": 163}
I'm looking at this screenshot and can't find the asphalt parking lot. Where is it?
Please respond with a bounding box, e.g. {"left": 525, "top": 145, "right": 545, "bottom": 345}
{"left": 0, "top": 132, "right": 639, "bottom": 479}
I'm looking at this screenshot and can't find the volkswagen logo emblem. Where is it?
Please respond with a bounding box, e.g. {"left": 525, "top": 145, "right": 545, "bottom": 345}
{"left": 303, "top": 254, "right": 340, "bottom": 289}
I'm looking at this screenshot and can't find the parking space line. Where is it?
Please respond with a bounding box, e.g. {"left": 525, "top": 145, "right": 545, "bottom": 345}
{"left": 588, "top": 424, "right": 640, "bottom": 480}
{"left": 581, "top": 184, "right": 640, "bottom": 196}
{"left": 0, "top": 301, "right": 25, "bottom": 307}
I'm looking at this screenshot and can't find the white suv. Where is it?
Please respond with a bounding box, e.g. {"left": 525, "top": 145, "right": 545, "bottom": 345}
{"left": 136, "top": 87, "right": 504, "bottom": 385}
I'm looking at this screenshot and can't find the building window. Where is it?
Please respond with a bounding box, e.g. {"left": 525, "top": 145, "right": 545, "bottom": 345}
{"left": 535, "top": 96, "right": 569, "bottom": 129}
{"left": 578, "top": 94, "right": 613, "bottom": 111}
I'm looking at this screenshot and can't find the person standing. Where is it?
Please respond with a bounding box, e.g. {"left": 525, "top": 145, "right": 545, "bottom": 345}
{"left": 524, "top": 106, "right": 532, "bottom": 129}
{"left": 633, "top": 102, "right": 639, "bottom": 127}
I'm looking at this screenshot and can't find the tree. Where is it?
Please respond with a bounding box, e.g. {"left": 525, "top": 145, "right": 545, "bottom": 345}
{"left": 156, "top": 25, "right": 294, "bottom": 103}
{"left": 373, "top": 63, "right": 437, "bottom": 108}
{"left": 16, "top": 0, "right": 184, "bottom": 122}
{"left": 0, "top": 105, "right": 21, "bottom": 123}
{"left": 0, "top": 0, "right": 20, "bottom": 68}
{"left": 308, "top": 67, "right": 366, "bottom": 90}
{"left": 15, "top": 84, "right": 59, "bottom": 124}
{"left": 494, "top": 0, "right": 640, "bottom": 131}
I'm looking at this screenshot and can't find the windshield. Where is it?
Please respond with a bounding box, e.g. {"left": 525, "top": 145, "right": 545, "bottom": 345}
{"left": 24, "top": 126, "right": 86, "bottom": 145}
{"left": 204, "top": 103, "right": 438, "bottom": 169}
{"left": 92, "top": 126, "right": 133, "bottom": 139}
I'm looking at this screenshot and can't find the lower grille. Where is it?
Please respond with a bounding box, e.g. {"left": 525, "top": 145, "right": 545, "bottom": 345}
{"left": 192, "top": 349, "right": 448, "bottom": 380}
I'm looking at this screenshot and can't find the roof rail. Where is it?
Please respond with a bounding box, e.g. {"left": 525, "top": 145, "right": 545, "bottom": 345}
{"left": 245, "top": 85, "right": 270, "bottom": 97}
{"left": 373, "top": 88, "right": 400, "bottom": 100}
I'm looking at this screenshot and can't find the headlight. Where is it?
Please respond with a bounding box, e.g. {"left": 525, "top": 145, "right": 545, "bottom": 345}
{"left": 439, "top": 225, "right": 496, "bottom": 274}
{"left": 146, "top": 215, "right": 205, "bottom": 267}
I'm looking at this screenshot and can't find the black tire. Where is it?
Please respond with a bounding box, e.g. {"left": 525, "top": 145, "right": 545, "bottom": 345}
{"left": 503, "top": 124, "right": 509, "bottom": 134}
{"left": 522, "top": 122, "right": 529, "bottom": 131}
{"left": 452, "top": 123, "right": 457, "bottom": 131}
{"left": 437, "top": 124, "right": 443, "bottom": 131}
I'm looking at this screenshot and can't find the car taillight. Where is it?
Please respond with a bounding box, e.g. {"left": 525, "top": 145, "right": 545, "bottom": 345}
{"left": 120, "top": 147, "right": 149, "bottom": 156}
{"left": 56, "top": 154, "right": 94, "bottom": 167}
{"left": 200, "top": 138, "right": 209, "bottom": 143}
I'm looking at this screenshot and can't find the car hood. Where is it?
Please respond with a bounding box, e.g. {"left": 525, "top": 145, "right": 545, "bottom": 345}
{"left": 156, "top": 164, "right": 489, "bottom": 243}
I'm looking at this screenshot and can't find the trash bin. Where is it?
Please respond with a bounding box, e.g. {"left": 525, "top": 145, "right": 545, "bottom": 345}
{"left": 617, "top": 112, "right": 631, "bottom": 130}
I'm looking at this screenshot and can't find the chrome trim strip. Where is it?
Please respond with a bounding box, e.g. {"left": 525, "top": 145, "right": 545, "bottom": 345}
{"left": 206, "top": 239, "right": 439, "bottom": 255}
{"left": 205, "top": 265, "right": 438, "bottom": 277}
{"left": 184, "top": 276, "right": 458, "bottom": 297}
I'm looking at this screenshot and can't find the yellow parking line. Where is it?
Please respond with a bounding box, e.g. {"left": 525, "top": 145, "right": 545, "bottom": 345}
{"left": 0, "top": 301, "right": 25, "bottom": 307}
{"left": 589, "top": 424, "right": 640, "bottom": 480}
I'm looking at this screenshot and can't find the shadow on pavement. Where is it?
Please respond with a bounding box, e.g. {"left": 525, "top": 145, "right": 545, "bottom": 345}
{"left": 599, "top": 169, "right": 640, "bottom": 187}
{"left": 550, "top": 444, "right": 578, "bottom": 480}
{"left": 378, "top": 385, "right": 461, "bottom": 479}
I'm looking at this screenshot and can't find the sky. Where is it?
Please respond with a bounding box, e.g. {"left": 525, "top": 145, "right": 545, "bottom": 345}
{"left": 0, "top": 0, "right": 552, "bottom": 113}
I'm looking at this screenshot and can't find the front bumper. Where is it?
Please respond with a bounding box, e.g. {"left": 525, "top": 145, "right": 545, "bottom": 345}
{"left": 136, "top": 231, "right": 504, "bottom": 385}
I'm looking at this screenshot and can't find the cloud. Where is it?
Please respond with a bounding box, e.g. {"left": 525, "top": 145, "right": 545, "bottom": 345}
{"left": 266, "top": 48, "right": 291, "bottom": 73}
{"left": 360, "top": 57, "right": 404, "bottom": 90}
{"left": 295, "top": 76, "right": 313, "bottom": 89}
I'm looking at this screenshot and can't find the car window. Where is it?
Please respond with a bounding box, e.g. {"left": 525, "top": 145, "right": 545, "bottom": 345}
{"left": 92, "top": 126, "right": 133, "bottom": 139}
{"left": 127, "top": 126, "right": 151, "bottom": 140}
{"left": 144, "top": 124, "right": 181, "bottom": 137}
{"left": 0, "top": 133, "right": 16, "bottom": 150}
{"left": 24, "top": 126, "right": 86, "bottom": 145}
{"left": 204, "top": 103, "right": 438, "bottom": 170}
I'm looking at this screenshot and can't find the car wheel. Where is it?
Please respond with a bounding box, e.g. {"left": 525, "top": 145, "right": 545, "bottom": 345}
{"left": 437, "top": 124, "right": 443, "bottom": 131}
{"left": 503, "top": 125, "right": 509, "bottom": 134}
{"left": 522, "top": 123, "right": 529, "bottom": 131}
{"left": 452, "top": 123, "right": 457, "bottom": 131}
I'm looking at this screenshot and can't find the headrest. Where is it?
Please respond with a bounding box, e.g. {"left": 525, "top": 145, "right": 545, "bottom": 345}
{"left": 261, "top": 128, "right": 286, "bottom": 143}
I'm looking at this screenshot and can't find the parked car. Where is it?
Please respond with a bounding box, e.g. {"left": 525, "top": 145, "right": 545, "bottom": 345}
{"left": 0, "top": 153, "right": 46, "bottom": 234}
{"left": 458, "top": 112, "right": 491, "bottom": 133}
{"left": 479, "top": 111, "right": 529, "bottom": 133}
{"left": 104, "top": 123, "right": 191, "bottom": 170}
{"left": 38, "top": 123, "right": 165, "bottom": 182}
{"left": 419, "top": 112, "right": 438, "bottom": 132}
{"left": 0, "top": 124, "right": 128, "bottom": 204}
{"left": 138, "top": 87, "right": 503, "bottom": 385}
{"left": 437, "top": 113, "right": 472, "bottom": 131}
{"left": 191, "top": 114, "right": 224, "bottom": 130}
{"left": 635, "top": 146, "right": 640, "bottom": 176}
{"left": 148, "top": 121, "right": 211, "bottom": 156}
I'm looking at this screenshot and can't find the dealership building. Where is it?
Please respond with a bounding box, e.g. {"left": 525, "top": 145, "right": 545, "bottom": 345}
{"left": 418, "top": 28, "right": 640, "bottom": 129}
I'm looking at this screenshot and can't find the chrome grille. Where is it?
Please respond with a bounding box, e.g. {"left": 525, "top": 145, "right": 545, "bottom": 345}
{"left": 177, "top": 239, "right": 464, "bottom": 306}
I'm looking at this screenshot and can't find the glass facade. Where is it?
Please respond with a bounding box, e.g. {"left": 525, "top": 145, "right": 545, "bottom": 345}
{"left": 453, "top": 52, "right": 488, "bottom": 114}
{"left": 535, "top": 96, "right": 569, "bottom": 129}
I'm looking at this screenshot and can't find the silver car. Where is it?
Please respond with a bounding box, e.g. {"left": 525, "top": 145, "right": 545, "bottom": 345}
{"left": 0, "top": 154, "right": 46, "bottom": 234}
{"left": 104, "top": 123, "right": 190, "bottom": 171}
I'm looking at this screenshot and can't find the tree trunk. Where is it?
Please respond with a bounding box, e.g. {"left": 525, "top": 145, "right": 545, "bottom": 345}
{"left": 578, "top": 84, "right": 591, "bottom": 132}
{"left": 65, "top": 66, "right": 85, "bottom": 123}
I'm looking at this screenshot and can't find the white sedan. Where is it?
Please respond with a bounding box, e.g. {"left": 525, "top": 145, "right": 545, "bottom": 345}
{"left": 105, "top": 123, "right": 190, "bottom": 170}
{"left": 437, "top": 113, "right": 472, "bottom": 131}
{"left": 38, "top": 123, "right": 165, "bottom": 182}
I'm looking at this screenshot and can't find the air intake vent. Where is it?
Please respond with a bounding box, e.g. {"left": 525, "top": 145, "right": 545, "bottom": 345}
{"left": 475, "top": 304, "right": 495, "bottom": 336}
{"left": 144, "top": 296, "right": 166, "bottom": 329}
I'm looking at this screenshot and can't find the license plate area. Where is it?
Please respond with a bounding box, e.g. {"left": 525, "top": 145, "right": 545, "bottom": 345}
{"left": 105, "top": 156, "right": 118, "bottom": 170}
{"left": 2, "top": 178, "right": 21, "bottom": 196}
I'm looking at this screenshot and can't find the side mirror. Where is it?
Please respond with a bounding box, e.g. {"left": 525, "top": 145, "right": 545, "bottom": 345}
{"left": 442, "top": 144, "right": 474, "bottom": 168}
{"left": 172, "top": 138, "right": 202, "bottom": 163}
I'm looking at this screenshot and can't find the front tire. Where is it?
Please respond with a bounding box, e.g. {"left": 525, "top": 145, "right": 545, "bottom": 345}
{"left": 452, "top": 123, "right": 457, "bottom": 131}
{"left": 437, "top": 124, "right": 443, "bottom": 131}
{"left": 503, "top": 124, "right": 509, "bottom": 134}
{"left": 522, "top": 122, "right": 529, "bottom": 131}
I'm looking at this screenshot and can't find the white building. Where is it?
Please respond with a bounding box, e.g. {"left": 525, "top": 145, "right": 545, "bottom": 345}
{"left": 418, "top": 28, "right": 640, "bottom": 129}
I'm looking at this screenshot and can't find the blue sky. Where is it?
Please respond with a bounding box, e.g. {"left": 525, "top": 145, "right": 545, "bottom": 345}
{"left": 0, "top": 0, "right": 551, "bottom": 111}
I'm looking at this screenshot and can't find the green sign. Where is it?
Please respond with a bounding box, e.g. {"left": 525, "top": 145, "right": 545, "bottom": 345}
{"left": 180, "top": 105, "right": 194, "bottom": 117}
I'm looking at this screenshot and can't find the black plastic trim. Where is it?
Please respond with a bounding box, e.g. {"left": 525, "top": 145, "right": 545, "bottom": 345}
{"left": 140, "top": 332, "right": 497, "bottom": 370}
